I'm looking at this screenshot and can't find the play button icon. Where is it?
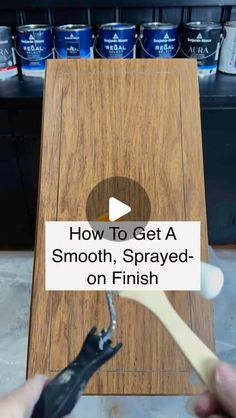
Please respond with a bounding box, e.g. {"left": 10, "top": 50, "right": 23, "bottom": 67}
{"left": 86, "top": 176, "right": 151, "bottom": 241}
{"left": 109, "top": 197, "right": 131, "bottom": 222}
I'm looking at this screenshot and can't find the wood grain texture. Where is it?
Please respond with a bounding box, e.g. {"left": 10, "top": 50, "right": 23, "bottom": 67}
{"left": 27, "top": 59, "right": 214, "bottom": 395}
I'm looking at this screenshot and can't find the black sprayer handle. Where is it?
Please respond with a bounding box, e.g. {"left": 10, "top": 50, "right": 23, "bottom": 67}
{"left": 31, "top": 327, "right": 122, "bottom": 418}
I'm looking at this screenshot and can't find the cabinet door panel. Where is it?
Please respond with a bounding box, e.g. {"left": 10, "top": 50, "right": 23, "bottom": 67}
{"left": 27, "top": 59, "right": 214, "bottom": 395}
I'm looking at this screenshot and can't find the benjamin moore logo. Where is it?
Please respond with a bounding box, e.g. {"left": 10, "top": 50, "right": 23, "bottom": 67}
{"left": 196, "top": 33, "right": 203, "bottom": 40}
{"left": 104, "top": 31, "right": 128, "bottom": 43}
{"left": 164, "top": 33, "right": 169, "bottom": 40}
{"left": 187, "top": 31, "right": 212, "bottom": 43}
{"left": 21, "top": 33, "right": 44, "bottom": 44}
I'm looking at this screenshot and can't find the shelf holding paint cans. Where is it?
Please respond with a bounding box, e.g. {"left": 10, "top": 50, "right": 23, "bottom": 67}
{"left": 15, "top": 25, "right": 53, "bottom": 78}
{"left": 54, "top": 25, "right": 94, "bottom": 59}
{"left": 95, "top": 23, "right": 137, "bottom": 59}
{"left": 139, "top": 22, "right": 179, "bottom": 59}
{"left": 0, "top": 26, "right": 18, "bottom": 79}
{"left": 219, "top": 21, "right": 236, "bottom": 75}
{"left": 181, "top": 21, "right": 222, "bottom": 76}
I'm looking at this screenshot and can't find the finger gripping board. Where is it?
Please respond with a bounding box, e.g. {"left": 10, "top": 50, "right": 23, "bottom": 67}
{"left": 27, "top": 59, "right": 214, "bottom": 395}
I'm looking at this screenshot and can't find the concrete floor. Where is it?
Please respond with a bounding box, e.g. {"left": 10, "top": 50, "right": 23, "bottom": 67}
{"left": 0, "top": 247, "right": 235, "bottom": 417}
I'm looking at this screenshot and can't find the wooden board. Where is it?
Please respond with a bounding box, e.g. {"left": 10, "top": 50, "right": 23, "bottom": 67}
{"left": 27, "top": 59, "right": 214, "bottom": 395}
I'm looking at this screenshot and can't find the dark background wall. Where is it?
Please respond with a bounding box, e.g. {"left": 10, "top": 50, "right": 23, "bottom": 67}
{"left": 0, "top": 2, "right": 235, "bottom": 27}
{"left": 0, "top": 0, "right": 236, "bottom": 247}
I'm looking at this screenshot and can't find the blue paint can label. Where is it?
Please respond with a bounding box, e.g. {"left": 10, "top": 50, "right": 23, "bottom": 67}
{"left": 96, "top": 23, "right": 136, "bottom": 59}
{"left": 16, "top": 25, "right": 53, "bottom": 77}
{"left": 55, "top": 25, "right": 93, "bottom": 59}
{"left": 181, "top": 22, "right": 222, "bottom": 76}
{"left": 66, "top": 41, "right": 80, "bottom": 57}
{"left": 140, "top": 23, "right": 178, "bottom": 58}
{"left": 0, "top": 26, "right": 17, "bottom": 79}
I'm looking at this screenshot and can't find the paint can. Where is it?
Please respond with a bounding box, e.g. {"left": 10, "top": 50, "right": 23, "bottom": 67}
{"left": 181, "top": 21, "right": 222, "bottom": 76}
{"left": 219, "top": 21, "right": 236, "bottom": 74}
{"left": 0, "top": 26, "right": 17, "bottom": 79}
{"left": 139, "top": 22, "right": 179, "bottom": 58}
{"left": 54, "top": 24, "right": 93, "bottom": 59}
{"left": 16, "top": 25, "right": 53, "bottom": 77}
{"left": 96, "top": 23, "right": 136, "bottom": 59}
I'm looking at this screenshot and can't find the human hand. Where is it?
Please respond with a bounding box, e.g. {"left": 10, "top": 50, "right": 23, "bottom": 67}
{"left": 0, "top": 375, "right": 47, "bottom": 418}
{"left": 190, "top": 362, "right": 236, "bottom": 417}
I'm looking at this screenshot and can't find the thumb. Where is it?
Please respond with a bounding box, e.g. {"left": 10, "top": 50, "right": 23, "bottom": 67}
{"left": 211, "top": 362, "right": 236, "bottom": 417}
{"left": 0, "top": 375, "right": 48, "bottom": 418}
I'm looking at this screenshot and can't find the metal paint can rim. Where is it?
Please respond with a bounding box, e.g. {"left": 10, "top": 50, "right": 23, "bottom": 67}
{"left": 98, "top": 22, "right": 136, "bottom": 30}
{"left": 140, "top": 22, "right": 178, "bottom": 30}
{"left": 0, "top": 26, "right": 12, "bottom": 30}
{"left": 16, "top": 24, "right": 51, "bottom": 32}
{"left": 184, "top": 21, "right": 222, "bottom": 30}
{"left": 55, "top": 24, "right": 92, "bottom": 32}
